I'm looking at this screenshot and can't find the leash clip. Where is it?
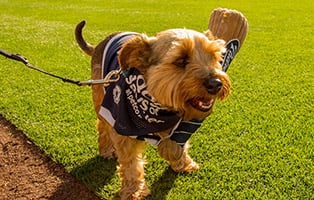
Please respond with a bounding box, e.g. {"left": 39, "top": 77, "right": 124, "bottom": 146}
{"left": 12, "top": 54, "right": 29, "bottom": 65}
{"left": 103, "top": 68, "right": 122, "bottom": 87}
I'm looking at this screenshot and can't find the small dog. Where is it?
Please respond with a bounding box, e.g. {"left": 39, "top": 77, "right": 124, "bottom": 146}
{"left": 75, "top": 20, "right": 231, "bottom": 200}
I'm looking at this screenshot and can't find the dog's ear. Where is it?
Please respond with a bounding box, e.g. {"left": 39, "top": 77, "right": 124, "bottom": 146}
{"left": 118, "top": 34, "right": 155, "bottom": 73}
{"left": 204, "top": 31, "right": 226, "bottom": 62}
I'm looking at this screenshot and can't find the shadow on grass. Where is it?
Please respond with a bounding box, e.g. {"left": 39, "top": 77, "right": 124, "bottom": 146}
{"left": 147, "top": 167, "right": 178, "bottom": 200}
{"left": 71, "top": 156, "right": 118, "bottom": 198}
{"left": 70, "top": 156, "right": 178, "bottom": 199}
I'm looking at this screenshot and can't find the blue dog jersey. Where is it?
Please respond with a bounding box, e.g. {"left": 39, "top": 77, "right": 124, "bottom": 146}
{"left": 99, "top": 32, "right": 202, "bottom": 146}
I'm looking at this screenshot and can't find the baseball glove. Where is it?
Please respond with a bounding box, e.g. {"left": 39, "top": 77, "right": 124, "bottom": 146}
{"left": 208, "top": 8, "right": 248, "bottom": 71}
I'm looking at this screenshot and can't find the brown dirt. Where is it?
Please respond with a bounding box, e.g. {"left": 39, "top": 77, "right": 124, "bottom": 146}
{"left": 0, "top": 115, "right": 101, "bottom": 200}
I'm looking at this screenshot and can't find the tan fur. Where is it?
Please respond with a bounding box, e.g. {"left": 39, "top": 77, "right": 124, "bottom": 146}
{"left": 75, "top": 21, "right": 231, "bottom": 200}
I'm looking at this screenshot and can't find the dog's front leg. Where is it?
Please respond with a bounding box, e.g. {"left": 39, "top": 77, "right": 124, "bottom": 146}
{"left": 110, "top": 133, "right": 150, "bottom": 200}
{"left": 167, "top": 142, "right": 199, "bottom": 172}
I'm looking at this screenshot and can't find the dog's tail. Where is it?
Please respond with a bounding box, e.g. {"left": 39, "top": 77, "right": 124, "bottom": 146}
{"left": 75, "top": 20, "right": 94, "bottom": 56}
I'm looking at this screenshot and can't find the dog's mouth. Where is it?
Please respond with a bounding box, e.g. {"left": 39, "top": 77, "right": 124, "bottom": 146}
{"left": 188, "top": 98, "right": 214, "bottom": 112}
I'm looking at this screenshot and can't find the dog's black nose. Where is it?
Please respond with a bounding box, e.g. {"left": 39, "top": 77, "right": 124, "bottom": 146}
{"left": 204, "top": 78, "right": 222, "bottom": 94}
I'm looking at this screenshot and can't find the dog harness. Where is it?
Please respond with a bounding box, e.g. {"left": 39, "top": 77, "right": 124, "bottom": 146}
{"left": 98, "top": 32, "right": 202, "bottom": 146}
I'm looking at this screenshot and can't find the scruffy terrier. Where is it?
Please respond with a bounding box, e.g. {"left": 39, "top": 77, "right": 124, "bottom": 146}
{"left": 75, "top": 20, "right": 231, "bottom": 200}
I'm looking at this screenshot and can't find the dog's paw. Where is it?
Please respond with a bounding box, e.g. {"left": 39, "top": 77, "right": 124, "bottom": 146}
{"left": 170, "top": 155, "right": 199, "bottom": 173}
{"left": 120, "top": 184, "right": 150, "bottom": 200}
{"left": 130, "top": 189, "right": 150, "bottom": 200}
{"left": 181, "top": 160, "right": 200, "bottom": 172}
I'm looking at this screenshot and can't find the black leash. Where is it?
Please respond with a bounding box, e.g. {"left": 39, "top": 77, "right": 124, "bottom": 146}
{"left": 0, "top": 48, "right": 119, "bottom": 86}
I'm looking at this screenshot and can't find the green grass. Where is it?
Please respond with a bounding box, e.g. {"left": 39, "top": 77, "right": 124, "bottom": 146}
{"left": 1, "top": 0, "right": 313, "bottom": 199}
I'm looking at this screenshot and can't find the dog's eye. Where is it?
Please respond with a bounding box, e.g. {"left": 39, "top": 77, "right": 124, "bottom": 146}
{"left": 173, "top": 56, "right": 189, "bottom": 68}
